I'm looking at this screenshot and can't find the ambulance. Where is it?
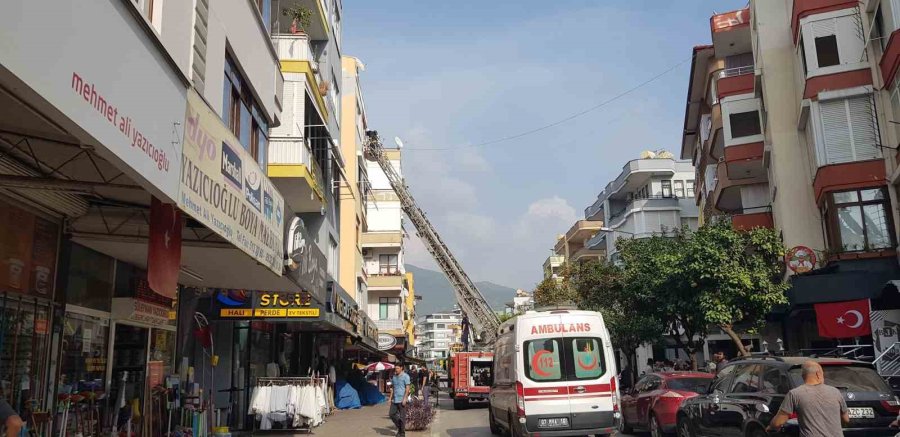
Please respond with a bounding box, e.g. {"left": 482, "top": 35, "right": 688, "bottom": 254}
{"left": 488, "top": 309, "right": 620, "bottom": 436}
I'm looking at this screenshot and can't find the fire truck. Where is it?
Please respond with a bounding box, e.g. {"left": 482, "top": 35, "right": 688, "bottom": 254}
{"left": 448, "top": 351, "right": 494, "bottom": 410}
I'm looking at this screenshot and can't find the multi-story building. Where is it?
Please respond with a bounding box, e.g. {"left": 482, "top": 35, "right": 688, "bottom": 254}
{"left": 504, "top": 289, "right": 535, "bottom": 315}
{"left": 584, "top": 154, "right": 699, "bottom": 263}
{"left": 364, "top": 147, "right": 416, "bottom": 352}
{"left": 553, "top": 220, "right": 604, "bottom": 263}
{"left": 542, "top": 254, "right": 566, "bottom": 280}
{"left": 338, "top": 55, "right": 370, "bottom": 311}
{"left": 416, "top": 310, "right": 463, "bottom": 365}
{"left": 682, "top": 1, "right": 900, "bottom": 355}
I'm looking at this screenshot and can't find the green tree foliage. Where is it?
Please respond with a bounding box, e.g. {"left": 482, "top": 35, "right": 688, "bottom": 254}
{"left": 532, "top": 267, "right": 577, "bottom": 307}
{"left": 681, "top": 220, "right": 788, "bottom": 356}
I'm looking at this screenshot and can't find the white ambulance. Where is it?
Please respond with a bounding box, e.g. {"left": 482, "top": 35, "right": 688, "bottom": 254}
{"left": 488, "top": 309, "right": 620, "bottom": 436}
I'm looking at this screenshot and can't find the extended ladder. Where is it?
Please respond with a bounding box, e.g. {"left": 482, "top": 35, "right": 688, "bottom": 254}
{"left": 364, "top": 131, "right": 500, "bottom": 345}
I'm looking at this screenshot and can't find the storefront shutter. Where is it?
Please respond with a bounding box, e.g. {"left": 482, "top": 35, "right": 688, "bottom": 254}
{"left": 820, "top": 99, "right": 853, "bottom": 164}
{"left": 847, "top": 95, "right": 879, "bottom": 161}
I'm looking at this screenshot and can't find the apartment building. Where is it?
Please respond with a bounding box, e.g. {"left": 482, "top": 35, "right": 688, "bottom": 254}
{"left": 338, "top": 56, "right": 370, "bottom": 310}
{"left": 583, "top": 155, "right": 699, "bottom": 263}
{"left": 682, "top": 1, "right": 900, "bottom": 353}
{"left": 415, "top": 310, "right": 464, "bottom": 365}
{"left": 364, "top": 147, "right": 416, "bottom": 350}
{"left": 553, "top": 220, "right": 604, "bottom": 263}
{"left": 504, "top": 289, "right": 535, "bottom": 315}
{"left": 542, "top": 255, "right": 565, "bottom": 280}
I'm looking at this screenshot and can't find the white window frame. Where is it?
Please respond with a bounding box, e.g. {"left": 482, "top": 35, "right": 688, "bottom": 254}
{"left": 810, "top": 86, "right": 882, "bottom": 166}
{"left": 722, "top": 95, "right": 765, "bottom": 147}
{"left": 799, "top": 8, "right": 868, "bottom": 79}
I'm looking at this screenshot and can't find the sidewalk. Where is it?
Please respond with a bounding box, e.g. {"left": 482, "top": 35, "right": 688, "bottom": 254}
{"left": 310, "top": 402, "right": 434, "bottom": 436}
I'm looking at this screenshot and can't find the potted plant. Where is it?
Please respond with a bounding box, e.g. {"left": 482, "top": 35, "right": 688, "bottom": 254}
{"left": 282, "top": 6, "right": 312, "bottom": 35}
{"left": 405, "top": 399, "right": 435, "bottom": 431}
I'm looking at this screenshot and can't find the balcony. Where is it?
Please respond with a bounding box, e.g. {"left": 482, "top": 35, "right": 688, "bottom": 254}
{"left": 711, "top": 8, "right": 751, "bottom": 57}
{"left": 812, "top": 159, "right": 887, "bottom": 203}
{"left": 375, "top": 319, "right": 403, "bottom": 332}
{"left": 585, "top": 159, "right": 682, "bottom": 215}
{"left": 267, "top": 137, "right": 325, "bottom": 212}
{"left": 713, "top": 162, "right": 768, "bottom": 211}
{"left": 731, "top": 210, "right": 774, "bottom": 231}
{"left": 791, "top": 0, "right": 858, "bottom": 44}
{"left": 368, "top": 274, "right": 404, "bottom": 289}
{"left": 716, "top": 66, "right": 755, "bottom": 100}
{"left": 607, "top": 197, "right": 681, "bottom": 227}
{"left": 273, "top": 0, "right": 332, "bottom": 42}
{"left": 272, "top": 34, "right": 329, "bottom": 121}
{"left": 571, "top": 247, "right": 605, "bottom": 262}
{"left": 361, "top": 231, "right": 403, "bottom": 248}
{"left": 723, "top": 141, "right": 765, "bottom": 180}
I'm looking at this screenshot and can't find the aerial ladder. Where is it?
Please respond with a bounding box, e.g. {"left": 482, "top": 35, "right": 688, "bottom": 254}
{"left": 363, "top": 131, "right": 501, "bottom": 345}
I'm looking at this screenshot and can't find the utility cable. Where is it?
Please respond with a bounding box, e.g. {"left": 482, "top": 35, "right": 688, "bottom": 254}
{"left": 406, "top": 55, "right": 694, "bottom": 151}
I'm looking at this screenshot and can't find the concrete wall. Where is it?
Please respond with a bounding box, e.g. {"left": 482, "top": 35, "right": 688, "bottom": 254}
{"left": 338, "top": 56, "right": 365, "bottom": 303}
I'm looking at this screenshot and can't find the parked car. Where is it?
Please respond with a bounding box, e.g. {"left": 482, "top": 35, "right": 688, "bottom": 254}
{"left": 676, "top": 356, "right": 900, "bottom": 437}
{"left": 620, "top": 372, "right": 713, "bottom": 437}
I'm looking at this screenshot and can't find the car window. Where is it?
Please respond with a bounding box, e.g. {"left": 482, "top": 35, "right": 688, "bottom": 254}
{"left": 569, "top": 338, "right": 605, "bottom": 380}
{"left": 641, "top": 376, "right": 660, "bottom": 393}
{"left": 731, "top": 364, "right": 761, "bottom": 393}
{"left": 524, "top": 338, "right": 564, "bottom": 382}
{"left": 666, "top": 377, "right": 712, "bottom": 393}
{"left": 632, "top": 376, "right": 649, "bottom": 393}
{"left": 760, "top": 367, "right": 791, "bottom": 394}
{"left": 710, "top": 364, "right": 737, "bottom": 394}
{"left": 789, "top": 364, "right": 891, "bottom": 392}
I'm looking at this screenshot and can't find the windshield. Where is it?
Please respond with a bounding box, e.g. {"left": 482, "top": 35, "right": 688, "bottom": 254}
{"left": 789, "top": 365, "right": 891, "bottom": 392}
{"left": 666, "top": 377, "right": 712, "bottom": 393}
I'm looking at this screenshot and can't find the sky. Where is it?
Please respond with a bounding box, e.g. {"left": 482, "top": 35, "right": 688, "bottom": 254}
{"left": 342, "top": 0, "right": 747, "bottom": 289}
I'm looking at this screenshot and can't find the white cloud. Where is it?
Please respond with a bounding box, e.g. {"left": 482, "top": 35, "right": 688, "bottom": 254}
{"left": 446, "top": 212, "right": 496, "bottom": 241}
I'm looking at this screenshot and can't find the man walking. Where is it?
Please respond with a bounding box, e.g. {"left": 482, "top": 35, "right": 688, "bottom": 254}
{"left": 0, "top": 399, "right": 23, "bottom": 437}
{"left": 767, "top": 361, "right": 849, "bottom": 437}
{"left": 388, "top": 363, "right": 411, "bottom": 437}
{"left": 420, "top": 367, "right": 431, "bottom": 403}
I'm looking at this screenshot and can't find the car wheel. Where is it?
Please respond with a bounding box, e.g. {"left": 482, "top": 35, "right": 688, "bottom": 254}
{"left": 453, "top": 399, "right": 465, "bottom": 410}
{"left": 676, "top": 415, "right": 694, "bottom": 437}
{"left": 488, "top": 407, "right": 502, "bottom": 435}
{"left": 649, "top": 414, "right": 664, "bottom": 437}
{"left": 507, "top": 412, "right": 523, "bottom": 437}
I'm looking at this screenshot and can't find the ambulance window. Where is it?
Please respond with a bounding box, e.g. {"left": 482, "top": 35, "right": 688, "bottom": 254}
{"left": 523, "top": 338, "right": 564, "bottom": 382}
{"left": 568, "top": 338, "right": 605, "bottom": 380}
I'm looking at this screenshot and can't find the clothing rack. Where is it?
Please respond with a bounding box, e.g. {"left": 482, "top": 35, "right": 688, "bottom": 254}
{"left": 250, "top": 377, "right": 328, "bottom": 434}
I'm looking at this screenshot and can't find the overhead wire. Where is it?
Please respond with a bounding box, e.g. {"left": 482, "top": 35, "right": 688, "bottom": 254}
{"left": 405, "top": 55, "right": 695, "bottom": 151}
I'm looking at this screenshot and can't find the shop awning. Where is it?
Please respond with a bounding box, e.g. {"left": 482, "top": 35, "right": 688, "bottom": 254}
{"left": 788, "top": 259, "right": 900, "bottom": 306}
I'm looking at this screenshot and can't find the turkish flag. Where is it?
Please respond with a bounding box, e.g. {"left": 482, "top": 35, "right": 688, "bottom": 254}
{"left": 814, "top": 299, "right": 871, "bottom": 338}
{"left": 147, "top": 197, "right": 182, "bottom": 298}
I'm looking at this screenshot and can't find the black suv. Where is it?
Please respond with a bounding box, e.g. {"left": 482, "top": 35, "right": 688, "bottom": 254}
{"left": 676, "top": 356, "right": 899, "bottom": 437}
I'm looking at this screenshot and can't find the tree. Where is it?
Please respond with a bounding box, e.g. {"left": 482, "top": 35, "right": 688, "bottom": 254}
{"left": 616, "top": 232, "right": 709, "bottom": 370}
{"left": 498, "top": 312, "right": 517, "bottom": 324}
{"left": 681, "top": 220, "right": 788, "bottom": 356}
{"left": 532, "top": 266, "right": 577, "bottom": 307}
{"left": 570, "top": 260, "right": 664, "bottom": 382}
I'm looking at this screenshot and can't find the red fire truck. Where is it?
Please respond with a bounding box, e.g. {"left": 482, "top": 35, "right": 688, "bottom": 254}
{"left": 448, "top": 351, "right": 494, "bottom": 410}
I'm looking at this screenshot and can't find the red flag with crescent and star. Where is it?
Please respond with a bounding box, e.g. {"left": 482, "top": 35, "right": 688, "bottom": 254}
{"left": 814, "top": 299, "right": 871, "bottom": 338}
{"left": 147, "top": 197, "right": 182, "bottom": 298}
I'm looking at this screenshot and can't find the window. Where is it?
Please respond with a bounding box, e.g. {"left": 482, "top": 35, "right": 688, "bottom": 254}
{"left": 378, "top": 297, "right": 401, "bottom": 320}
{"left": 131, "top": 0, "right": 156, "bottom": 24}
{"left": 789, "top": 365, "right": 891, "bottom": 392}
{"left": 378, "top": 254, "right": 399, "bottom": 275}
{"left": 729, "top": 111, "right": 762, "bottom": 138}
{"left": 522, "top": 337, "right": 606, "bottom": 383}
{"left": 874, "top": 6, "right": 888, "bottom": 51}
{"left": 639, "top": 376, "right": 661, "bottom": 392}
{"left": 824, "top": 188, "right": 894, "bottom": 252}
{"left": 686, "top": 180, "right": 695, "bottom": 198}
{"left": 815, "top": 35, "right": 840, "bottom": 67}
{"left": 710, "top": 364, "right": 737, "bottom": 394}
{"left": 817, "top": 95, "right": 880, "bottom": 165}
{"left": 328, "top": 237, "right": 338, "bottom": 278}
{"left": 223, "top": 54, "right": 269, "bottom": 170}
{"left": 666, "top": 377, "right": 711, "bottom": 393}
{"left": 253, "top": 0, "right": 272, "bottom": 33}
{"left": 674, "top": 181, "right": 685, "bottom": 198}
{"left": 760, "top": 367, "right": 791, "bottom": 394}
{"left": 661, "top": 180, "right": 673, "bottom": 198}
{"left": 730, "top": 365, "right": 761, "bottom": 393}
{"left": 799, "top": 35, "right": 809, "bottom": 76}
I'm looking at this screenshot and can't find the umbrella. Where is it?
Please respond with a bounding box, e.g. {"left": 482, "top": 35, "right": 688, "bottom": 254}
{"left": 366, "top": 362, "right": 395, "bottom": 372}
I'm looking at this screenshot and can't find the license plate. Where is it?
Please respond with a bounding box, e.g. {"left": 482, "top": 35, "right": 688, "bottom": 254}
{"left": 848, "top": 407, "right": 875, "bottom": 419}
{"left": 538, "top": 417, "right": 569, "bottom": 428}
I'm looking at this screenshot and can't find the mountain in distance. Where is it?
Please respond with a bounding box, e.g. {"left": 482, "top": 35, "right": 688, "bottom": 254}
{"left": 405, "top": 264, "right": 518, "bottom": 317}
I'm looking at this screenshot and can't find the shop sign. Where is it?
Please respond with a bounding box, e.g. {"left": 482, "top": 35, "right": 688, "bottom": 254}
{"left": 0, "top": 199, "right": 59, "bottom": 298}
{"left": 378, "top": 333, "right": 397, "bottom": 351}
{"left": 284, "top": 217, "right": 327, "bottom": 298}
{"left": 215, "top": 289, "right": 320, "bottom": 319}
{"left": 326, "top": 282, "right": 359, "bottom": 328}
{"left": 712, "top": 8, "right": 748, "bottom": 31}
{"left": 785, "top": 246, "right": 816, "bottom": 274}
{"left": 179, "top": 90, "right": 285, "bottom": 275}
{"left": 112, "top": 297, "right": 170, "bottom": 326}
{"left": 0, "top": 3, "right": 187, "bottom": 202}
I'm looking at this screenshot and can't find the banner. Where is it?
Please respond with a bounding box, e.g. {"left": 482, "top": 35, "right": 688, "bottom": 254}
{"left": 872, "top": 310, "right": 900, "bottom": 375}
{"left": 147, "top": 197, "right": 182, "bottom": 298}
{"left": 814, "top": 299, "right": 871, "bottom": 338}
{"left": 0, "top": 199, "right": 59, "bottom": 297}
{"left": 179, "top": 90, "right": 284, "bottom": 275}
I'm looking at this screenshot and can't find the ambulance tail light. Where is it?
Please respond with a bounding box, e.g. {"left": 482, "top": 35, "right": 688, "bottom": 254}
{"left": 515, "top": 381, "right": 526, "bottom": 417}
{"left": 611, "top": 376, "right": 619, "bottom": 412}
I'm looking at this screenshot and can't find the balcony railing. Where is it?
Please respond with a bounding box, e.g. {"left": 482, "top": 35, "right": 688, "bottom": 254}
{"left": 718, "top": 65, "right": 755, "bottom": 78}
{"left": 268, "top": 137, "right": 324, "bottom": 186}
{"left": 607, "top": 196, "right": 681, "bottom": 225}
{"left": 272, "top": 34, "right": 315, "bottom": 63}
{"left": 376, "top": 319, "right": 403, "bottom": 331}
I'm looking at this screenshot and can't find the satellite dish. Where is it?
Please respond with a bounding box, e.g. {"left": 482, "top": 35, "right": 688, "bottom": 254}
{"left": 640, "top": 150, "right": 656, "bottom": 159}
{"left": 394, "top": 137, "right": 404, "bottom": 149}
{"left": 656, "top": 150, "right": 674, "bottom": 159}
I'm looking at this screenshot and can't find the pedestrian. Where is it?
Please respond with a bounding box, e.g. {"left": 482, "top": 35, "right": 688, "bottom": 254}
{"left": 766, "top": 361, "right": 849, "bottom": 437}
{"left": 388, "top": 363, "right": 411, "bottom": 437}
{"left": 0, "top": 399, "right": 23, "bottom": 437}
{"left": 712, "top": 350, "right": 729, "bottom": 373}
{"left": 420, "top": 367, "right": 430, "bottom": 403}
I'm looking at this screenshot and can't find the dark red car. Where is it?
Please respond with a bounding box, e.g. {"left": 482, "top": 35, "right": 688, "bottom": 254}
{"left": 620, "top": 371, "right": 713, "bottom": 437}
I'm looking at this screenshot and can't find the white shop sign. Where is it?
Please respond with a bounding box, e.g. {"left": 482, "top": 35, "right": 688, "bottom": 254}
{"left": 0, "top": 1, "right": 187, "bottom": 202}
{"left": 112, "top": 298, "right": 171, "bottom": 326}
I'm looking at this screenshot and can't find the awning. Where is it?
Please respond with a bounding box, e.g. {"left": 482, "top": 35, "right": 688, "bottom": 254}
{"left": 788, "top": 259, "right": 900, "bottom": 306}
